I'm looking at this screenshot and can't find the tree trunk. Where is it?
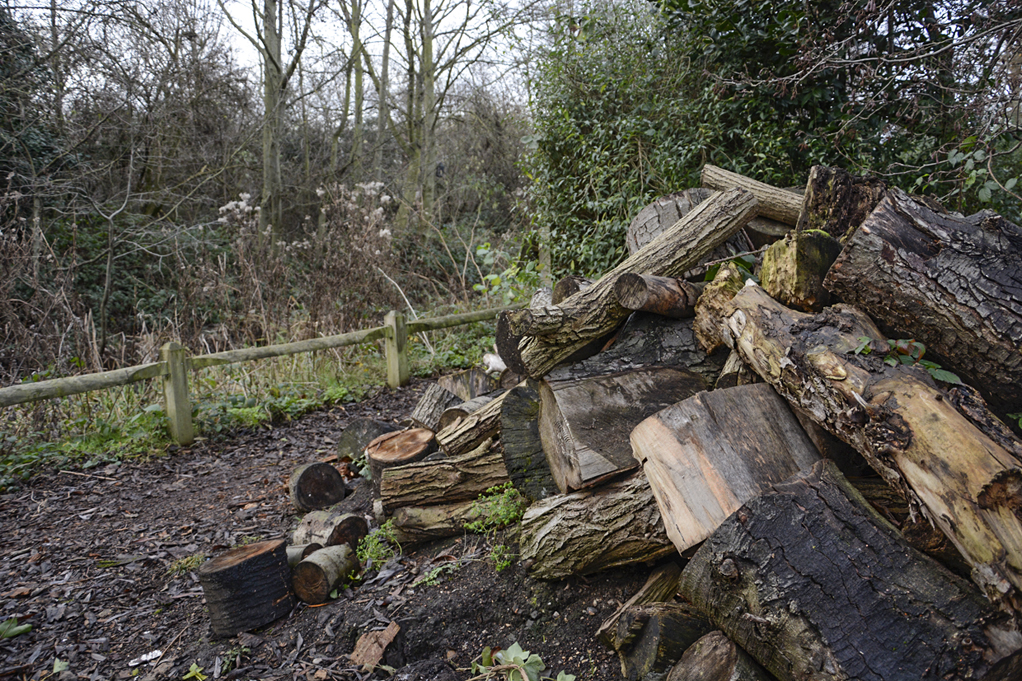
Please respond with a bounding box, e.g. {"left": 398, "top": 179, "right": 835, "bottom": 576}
{"left": 336, "top": 418, "right": 399, "bottom": 461}
{"left": 632, "top": 383, "right": 820, "bottom": 554}
{"left": 286, "top": 543, "right": 323, "bottom": 568}
{"left": 614, "top": 274, "right": 703, "bottom": 319}
{"left": 796, "top": 164, "right": 887, "bottom": 242}
{"left": 823, "top": 188, "right": 1022, "bottom": 422}
{"left": 379, "top": 438, "right": 508, "bottom": 513}
{"left": 666, "top": 631, "right": 773, "bottom": 681}
{"left": 366, "top": 429, "right": 437, "bottom": 495}
{"left": 389, "top": 497, "right": 505, "bottom": 546}
{"left": 597, "top": 562, "right": 684, "bottom": 650}
{"left": 292, "top": 508, "right": 369, "bottom": 550}
{"left": 499, "top": 380, "right": 558, "bottom": 502}
{"left": 435, "top": 391, "right": 508, "bottom": 456}
{"left": 198, "top": 539, "right": 295, "bottom": 638}
{"left": 519, "top": 472, "right": 675, "bottom": 580}
{"left": 626, "top": 188, "right": 715, "bottom": 255}
{"left": 438, "top": 394, "right": 497, "bottom": 431}
{"left": 724, "top": 283, "right": 1022, "bottom": 608}
{"left": 701, "top": 165, "right": 801, "bottom": 225}
{"left": 540, "top": 367, "right": 708, "bottom": 492}
{"left": 288, "top": 462, "right": 348, "bottom": 512}
{"left": 499, "top": 187, "right": 758, "bottom": 379}
{"left": 409, "top": 383, "right": 462, "bottom": 431}
{"left": 759, "top": 230, "right": 843, "bottom": 313}
{"left": 292, "top": 544, "right": 360, "bottom": 604}
{"left": 614, "top": 602, "right": 713, "bottom": 681}
{"left": 693, "top": 263, "right": 746, "bottom": 355}
{"left": 679, "top": 460, "right": 1022, "bottom": 681}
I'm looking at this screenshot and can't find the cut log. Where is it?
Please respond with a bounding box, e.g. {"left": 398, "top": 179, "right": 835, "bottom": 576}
{"left": 292, "top": 544, "right": 359, "bottom": 605}
{"left": 631, "top": 383, "right": 820, "bottom": 554}
{"left": 724, "top": 282, "right": 1022, "bottom": 607}
{"left": 666, "top": 631, "right": 773, "bottom": 681}
{"left": 336, "top": 418, "right": 399, "bottom": 461}
{"left": 823, "top": 187, "right": 1022, "bottom": 421}
{"left": 366, "top": 429, "right": 437, "bottom": 495}
{"left": 288, "top": 462, "right": 347, "bottom": 512}
{"left": 436, "top": 368, "right": 499, "bottom": 401}
{"left": 626, "top": 188, "right": 715, "bottom": 255}
{"left": 712, "top": 350, "right": 759, "bottom": 390}
{"left": 389, "top": 497, "right": 507, "bottom": 546}
{"left": 614, "top": 274, "right": 703, "bottom": 319}
{"left": 435, "top": 391, "right": 508, "bottom": 456}
{"left": 409, "top": 383, "right": 462, "bottom": 431}
{"left": 541, "top": 367, "right": 708, "bottom": 492}
{"left": 292, "top": 508, "right": 369, "bottom": 550}
{"left": 759, "top": 230, "right": 843, "bottom": 312}
{"left": 614, "top": 602, "right": 713, "bottom": 681}
{"left": 197, "top": 539, "right": 295, "bottom": 638}
{"left": 437, "top": 394, "right": 497, "bottom": 431}
{"left": 744, "top": 216, "right": 790, "bottom": 248}
{"left": 519, "top": 472, "right": 675, "bottom": 580}
{"left": 286, "top": 543, "right": 323, "bottom": 568}
{"left": 679, "top": 460, "right": 1022, "bottom": 681}
{"left": 693, "top": 263, "right": 746, "bottom": 355}
{"left": 552, "top": 275, "right": 593, "bottom": 304}
{"left": 500, "top": 187, "right": 758, "bottom": 378}
{"left": 597, "top": 562, "right": 683, "bottom": 650}
{"left": 379, "top": 438, "right": 509, "bottom": 513}
{"left": 499, "top": 380, "right": 558, "bottom": 502}
{"left": 796, "top": 164, "right": 887, "bottom": 242}
{"left": 701, "top": 164, "right": 801, "bottom": 225}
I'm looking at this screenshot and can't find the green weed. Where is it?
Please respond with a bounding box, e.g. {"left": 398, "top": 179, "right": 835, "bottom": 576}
{"left": 167, "top": 553, "right": 206, "bottom": 576}
{"left": 465, "top": 483, "right": 527, "bottom": 535}
{"left": 357, "top": 519, "right": 401, "bottom": 570}
{"left": 853, "top": 337, "right": 962, "bottom": 385}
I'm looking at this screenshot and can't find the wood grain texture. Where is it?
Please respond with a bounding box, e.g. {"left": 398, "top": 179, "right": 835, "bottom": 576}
{"left": 409, "top": 383, "right": 462, "bottom": 431}
{"left": 435, "top": 390, "right": 508, "bottom": 456}
{"left": 292, "top": 544, "right": 359, "bottom": 604}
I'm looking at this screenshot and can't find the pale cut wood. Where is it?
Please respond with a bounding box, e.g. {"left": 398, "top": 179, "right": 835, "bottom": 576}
{"left": 379, "top": 437, "right": 509, "bottom": 513}
{"left": 541, "top": 367, "right": 708, "bottom": 492}
{"left": 499, "top": 380, "right": 559, "bottom": 502}
{"left": 614, "top": 603, "right": 713, "bottom": 681}
{"left": 631, "top": 383, "right": 820, "bottom": 554}
{"left": 597, "top": 562, "right": 683, "bottom": 650}
{"left": 701, "top": 164, "right": 801, "bottom": 225}
{"left": 434, "top": 390, "right": 508, "bottom": 456}
{"left": 336, "top": 419, "right": 398, "bottom": 461}
{"left": 613, "top": 274, "right": 703, "bottom": 319}
{"left": 292, "top": 544, "right": 359, "bottom": 604}
{"left": 725, "top": 282, "right": 1022, "bottom": 608}
{"left": 286, "top": 543, "right": 323, "bottom": 568}
{"left": 759, "top": 230, "right": 843, "bottom": 312}
{"left": 436, "top": 368, "right": 498, "bottom": 401}
{"left": 679, "top": 460, "right": 1022, "bottom": 681}
{"left": 292, "top": 508, "right": 369, "bottom": 550}
{"left": 409, "top": 382, "right": 462, "bottom": 431}
{"left": 626, "top": 188, "right": 715, "bottom": 255}
{"left": 519, "top": 472, "right": 675, "bottom": 580}
{"left": 389, "top": 496, "right": 507, "bottom": 546}
{"left": 501, "top": 187, "right": 758, "bottom": 379}
{"left": 666, "top": 631, "right": 773, "bottom": 681}
{"left": 693, "top": 263, "right": 746, "bottom": 355}
{"left": 437, "top": 393, "right": 497, "bottom": 431}
{"left": 366, "top": 429, "right": 437, "bottom": 495}
{"left": 288, "top": 462, "right": 347, "bottom": 512}
{"left": 197, "top": 539, "right": 295, "bottom": 638}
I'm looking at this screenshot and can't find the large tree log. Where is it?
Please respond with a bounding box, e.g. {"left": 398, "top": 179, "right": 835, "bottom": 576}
{"left": 626, "top": 188, "right": 715, "bottom": 255}
{"left": 701, "top": 165, "right": 801, "bottom": 225}
{"left": 724, "top": 283, "right": 1022, "bottom": 608}
{"left": 292, "top": 508, "right": 369, "bottom": 550}
{"left": 795, "top": 164, "right": 887, "bottom": 241}
{"left": 540, "top": 367, "right": 708, "bottom": 492}
{"left": 197, "top": 539, "right": 295, "bottom": 638}
{"left": 366, "top": 429, "right": 437, "bottom": 495}
{"left": 499, "top": 380, "right": 558, "bottom": 502}
{"left": 409, "top": 383, "right": 462, "bottom": 431}
{"left": 435, "top": 390, "right": 508, "bottom": 456}
{"left": 759, "top": 230, "right": 843, "bottom": 312}
{"left": 379, "top": 438, "right": 509, "bottom": 513}
{"left": 614, "top": 274, "right": 703, "bottom": 319}
{"left": 597, "top": 562, "right": 684, "bottom": 650}
{"left": 519, "top": 472, "right": 675, "bottom": 580}
{"left": 389, "top": 497, "right": 506, "bottom": 546}
{"left": 632, "top": 383, "right": 820, "bottom": 554}
{"left": 823, "top": 188, "right": 1022, "bottom": 421}
{"left": 666, "top": 631, "right": 773, "bottom": 681}
{"left": 292, "top": 544, "right": 360, "bottom": 605}
{"left": 614, "top": 602, "right": 713, "bottom": 681}
{"left": 288, "top": 462, "right": 347, "bottom": 512}
{"left": 499, "top": 188, "right": 758, "bottom": 378}
{"left": 679, "top": 460, "right": 1022, "bottom": 681}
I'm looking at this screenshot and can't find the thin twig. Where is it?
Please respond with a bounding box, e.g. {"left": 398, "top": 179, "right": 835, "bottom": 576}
{"left": 375, "top": 266, "right": 436, "bottom": 355}
{"left": 59, "top": 469, "right": 118, "bottom": 482}
{"left": 154, "top": 624, "right": 189, "bottom": 669}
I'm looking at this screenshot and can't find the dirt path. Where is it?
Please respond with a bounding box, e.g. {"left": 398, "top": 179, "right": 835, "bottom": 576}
{"left": 0, "top": 379, "right": 645, "bottom": 680}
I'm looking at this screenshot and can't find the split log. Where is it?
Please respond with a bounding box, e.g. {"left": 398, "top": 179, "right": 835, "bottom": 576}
{"left": 679, "top": 460, "right": 1022, "bottom": 681}
{"left": 823, "top": 187, "right": 1022, "bottom": 420}
{"left": 541, "top": 367, "right": 708, "bottom": 492}
{"left": 552, "top": 275, "right": 593, "bottom": 304}
{"left": 292, "top": 508, "right": 369, "bottom": 550}
{"left": 288, "top": 462, "right": 347, "bottom": 512}
{"left": 389, "top": 496, "right": 506, "bottom": 546}
{"left": 701, "top": 164, "right": 801, "bottom": 225}
{"left": 759, "top": 230, "right": 843, "bottom": 312}
{"left": 626, "top": 188, "right": 715, "bottom": 255}
{"left": 499, "top": 380, "right": 558, "bottom": 502}
{"left": 712, "top": 350, "right": 759, "bottom": 389}
{"left": 724, "top": 282, "right": 1022, "bottom": 607}
{"left": 519, "top": 472, "right": 675, "bottom": 580}
{"left": 796, "top": 164, "right": 888, "bottom": 242}
{"left": 435, "top": 391, "right": 508, "bottom": 456}
{"left": 666, "top": 631, "right": 772, "bottom": 681}
{"left": 500, "top": 187, "right": 758, "bottom": 378}
{"left": 409, "top": 383, "right": 462, "bottom": 431}
{"left": 614, "top": 602, "right": 713, "bottom": 681}
{"left": 198, "top": 539, "right": 295, "bottom": 638}
{"left": 437, "top": 394, "right": 497, "bottom": 431}
{"left": 613, "top": 274, "right": 703, "bottom": 319}
{"left": 598, "top": 562, "right": 683, "bottom": 649}
{"left": 292, "top": 544, "right": 359, "bottom": 605}
{"left": 436, "top": 368, "right": 499, "bottom": 401}
{"left": 379, "top": 438, "right": 509, "bottom": 513}
{"left": 693, "top": 263, "right": 746, "bottom": 355}
{"left": 286, "top": 543, "right": 323, "bottom": 568}
{"left": 631, "top": 383, "right": 820, "bottom": 554}
{"left": 366, "top": 429, "right": 437, "bottom": 495}
{"left": 336, "top": 418, "right": 399, "bottom": 461}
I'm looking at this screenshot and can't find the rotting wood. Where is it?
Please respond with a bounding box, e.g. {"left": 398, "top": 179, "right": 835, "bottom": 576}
{"left": 436, "top": 368, "right": 498, "bottom": 401}
{"left": 712, "top": 350, "right": 759, "bottom": 389}
{"left": 499, "top": 380, "right": 558, "bottom": 502}
{"left": 288, "top": 462, "right": 347, "bottom": 512}
{"left": 292, "top": 508, "right": 369, "bottom": 550}
{"left": 598, "top": 562, "right": 683, "bottom": 650}
{"left": 693, "top": 263, "right": 746, "bottom": 355}
{"left": 409, "top": 383, "right": 462, "bottom": 431}
{"left": 292, "top": 544, "right": 359, "bottom": 605}
{"left": 701, "top": 164, "right": 801, "bottom": 225}
{"left": 796, "top": 164, "right": 888, "bottom": 242}
{"left": 389, "top": 496, "right": 506, "bottom": 546}
{"left": 666, "top": 631, "right": 773, "bottom": 681}
{"left": 759, "top": 230, "right": 843, "bottom": 312}
{"left": 613, "top": 274, "right": 703, "bottom": 319}
{"left": 435, "top": 391, "right": 508, "bottom": 456}
{"left": 614, "top": 602, "right": 713, "bottom": 681}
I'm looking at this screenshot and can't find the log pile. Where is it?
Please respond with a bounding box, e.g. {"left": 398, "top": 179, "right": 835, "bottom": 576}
{"left": 198, "top": 164, "right": 1022, "bottom": 680}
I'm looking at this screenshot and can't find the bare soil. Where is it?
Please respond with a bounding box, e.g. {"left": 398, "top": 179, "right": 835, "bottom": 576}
{"left": 0, "top": 379, "right": 650, "bottom": 681}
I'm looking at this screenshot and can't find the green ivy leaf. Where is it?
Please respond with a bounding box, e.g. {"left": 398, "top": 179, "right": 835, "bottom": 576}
{"left": 928, "top": 368, "right": 962, "bottom": 385}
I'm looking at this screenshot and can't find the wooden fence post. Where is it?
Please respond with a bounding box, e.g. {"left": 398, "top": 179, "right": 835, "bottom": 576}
{"left": 161, "top": 341, "right": 194, "bottom": 445}
{"left": 384, "top": 311, "right": 410, "bottom": 389}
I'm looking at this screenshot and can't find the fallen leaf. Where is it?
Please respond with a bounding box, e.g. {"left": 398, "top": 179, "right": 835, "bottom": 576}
{"left": 350, "top": 621, "right": 400, "bottom": 671}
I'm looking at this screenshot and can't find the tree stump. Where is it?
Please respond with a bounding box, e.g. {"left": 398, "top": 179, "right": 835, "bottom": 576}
{"left": 292, "top": 544, "right": 360, "bottom": 604}
{"left": 336, "top": 419, "right": 399, "bottom": 462}
{"left": 796, "top": 164, "right": 887, "bottom": 242}
{"left": 366, "top": 429, "right": 437, "bottom": 495}
{"left": 292, "top": 508, "right": 369, "bottom": 550}
{"left": 197, "top": 539, "right": 295, "bottom": 638}
{"left": 288, "top": 462, "right": 347, "bottom": 512}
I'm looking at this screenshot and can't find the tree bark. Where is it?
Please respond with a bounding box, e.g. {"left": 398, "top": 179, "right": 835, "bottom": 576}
{"left": 693, "top": 263, "right": 746, "bottom": 355}
{"left": 436, "top": 368, "right": 498, "bottom": 401}
{"left": 286, "top": 543, "right": 323, "bottom": 568}
{"left": 292, "top": 544, "right": 360, "bottom": 605}
{"left": 540, "top": 367, "right": 708, "bottom": 492}
{"left": 679, "top": 460, "right": 1022, "bottom": 681}
{"left": 626, "top": 188, "right": 715, "bottom": 255}
{"left": 553, "top": 275, "right": 593, "bottom": 304}
{"left": 435, "top": 390, "right": 508, "bottom": 456}
{"left": 409, "top": 383, "right": 462, "bottom": 431}
{"left": 519, "top": 472, "right": 675, "bottom": 580}
{"left": 823, "top": 188, "right": 1022, "bottom": 421}
{"left": 614, "top": 602, "right": 713, "bottom": 681}
{"left": 701, "top": 165, "right": 801, "bottom": 225}
{"left": 759, "top": 230, "right": 843, "bottom": 313}
{"left": 499, "top": 380, "right": 558, "bottom": 502}
{"left": 614, "top": 274, "right": 703, "bottom": 319}
{"left": 288, "top": 462, "right": 348, "bottom": 512}
{"left": 499, "top": 188, "right": 758, "bottom": 379}
{"left": 389, "top": 496, "right": 505, "bottom": 546}
{"left": 598, "top": 562, "right": 684, "bottom": 650}
{"left": 796, "top": 164, "right": 887, "bottom": 242}
{"left": 666, "top": 631, "right": 773, "bottom": 681}
{"left": 198, "top": 539, "right": 295, "bottom": 638}
{"left": 379, "top": 438, "right": 508, "bottom": 513}
{"left": 366, "top": 429, "right": 437, "bottom": 495}
{"left": 292, "top": 508, "right": 369, "bottom": 550}
{"left": 632, "top": 383, "right": 820, "bottom": 554}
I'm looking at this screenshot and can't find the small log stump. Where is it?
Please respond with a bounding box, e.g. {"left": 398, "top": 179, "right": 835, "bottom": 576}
{"left": 409, "top": 383, "right": 462, "bottom": 431}
{"left": 292, "top": 544, "right": 360, "bottom": 604}
{"left": 286, "top": 543, "right": 323, "bottom": 568}
{"left": 292, "top": 509, "right": 369, "bottom": 550}
{"left": 365, "top": 429, "right": 437, "bottom": 495}
{"left": 288, "top": 462, "right": 347, "bottom": 512}
{"left": 336, "top": 419, "right": 399, "bottom": 461}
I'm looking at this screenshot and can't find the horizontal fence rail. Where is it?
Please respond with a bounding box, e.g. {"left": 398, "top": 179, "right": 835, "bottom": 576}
{"left": 0, "top": 306, "right": 514, "bottom": 445}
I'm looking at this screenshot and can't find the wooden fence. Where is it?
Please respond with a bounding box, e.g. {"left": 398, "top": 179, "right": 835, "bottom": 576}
{"left": 0, "top": 307, "right": 511, "bottom": 445}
